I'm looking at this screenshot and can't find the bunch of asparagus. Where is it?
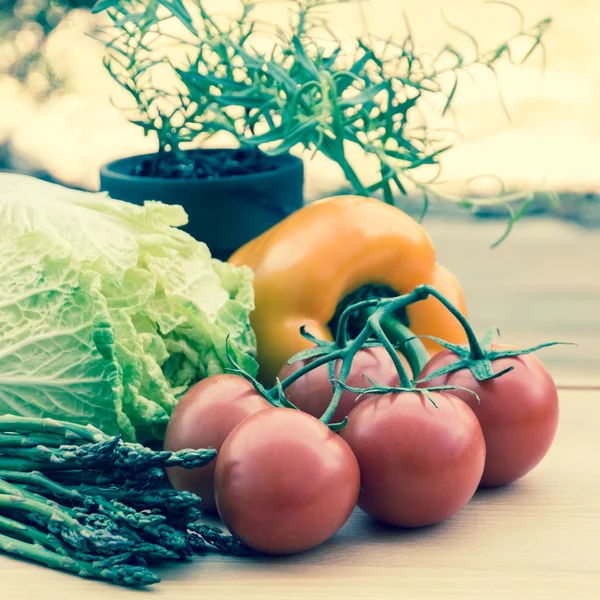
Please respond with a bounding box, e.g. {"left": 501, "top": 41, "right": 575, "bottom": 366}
{"left": 0, "top": 415, "right": 245, "bottom": 587}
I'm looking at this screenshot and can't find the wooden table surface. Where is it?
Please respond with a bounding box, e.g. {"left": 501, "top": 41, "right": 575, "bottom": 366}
{"left": 1, "top": 386, "right": 598, "bottom": 600}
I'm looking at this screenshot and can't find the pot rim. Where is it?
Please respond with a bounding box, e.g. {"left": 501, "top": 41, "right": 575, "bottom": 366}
{"left": 100, "top": 148, "right": 303, "bottom": 185}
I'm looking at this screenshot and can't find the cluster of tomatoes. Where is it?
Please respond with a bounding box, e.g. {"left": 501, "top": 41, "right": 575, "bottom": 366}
{"left": 164, "top": 343, "right": 559, "bottom": 555}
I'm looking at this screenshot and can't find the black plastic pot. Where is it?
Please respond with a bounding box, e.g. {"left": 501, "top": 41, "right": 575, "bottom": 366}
{"left": 99, "top": 148, "right": 304, "bottom": 261}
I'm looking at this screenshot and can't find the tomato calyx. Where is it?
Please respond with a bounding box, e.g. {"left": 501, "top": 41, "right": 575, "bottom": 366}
{"left": 334, "top": 378, "right": 481, "bottom": 408}
{"left": 224, "top": 338, "right": 298, "bottom": 410}
{"left": 226, "top": 283, "right": 569, "bottom": 431}
{"left": 415, "top": 327, "right": 570, "bottom": 383}
{"left": 403, "top": 285, "right": 571, "bottom": 384}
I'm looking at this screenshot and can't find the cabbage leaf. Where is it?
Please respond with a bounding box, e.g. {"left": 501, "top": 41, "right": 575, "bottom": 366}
{"left": 0, "top": 174, "right": 257, "bottom": 441}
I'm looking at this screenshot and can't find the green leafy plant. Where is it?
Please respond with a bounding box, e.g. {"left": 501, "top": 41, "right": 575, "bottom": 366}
{"left": 93, "top": 0, "right": 552, "bottom": 231}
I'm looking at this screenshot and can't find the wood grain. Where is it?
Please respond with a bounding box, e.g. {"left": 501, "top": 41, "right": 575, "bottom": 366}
{"left": 1, "top": 388, "right": 598, "bottom": 600}
{"left": 425, "top": 219, "right": 600, "bottom": 381}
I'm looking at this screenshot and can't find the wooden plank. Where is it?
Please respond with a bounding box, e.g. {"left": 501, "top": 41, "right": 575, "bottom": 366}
{"left": 0, "top": 389, "right": 598, "bottom": 599}
{"left": 555, "top": 378, "right": 600, "bottom": 390}
{"left": 424, "top": 218, "right": 600, "bottom": 380}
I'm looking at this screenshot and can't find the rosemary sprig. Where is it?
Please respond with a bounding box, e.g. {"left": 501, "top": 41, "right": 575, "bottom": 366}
{"left": 94, "top": 0, "right": 551, "bottom": 237}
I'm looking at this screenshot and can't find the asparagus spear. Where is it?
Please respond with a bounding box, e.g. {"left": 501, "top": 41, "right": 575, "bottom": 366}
{"left": 0, "top": 439, "right": 216, "bottom": 471}
{"left": 0, "top": 415, "right": 242, "bottom": 587}
{"left": 0, "top": 416, "right": 107, "bottom": 443}
{"left": 0, "top": 531, "right": 160, "bottom": 586}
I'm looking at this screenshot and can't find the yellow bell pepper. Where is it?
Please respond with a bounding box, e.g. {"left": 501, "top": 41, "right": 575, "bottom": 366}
{"left": 229, "top": 195, "right": 468, "bottom": 382}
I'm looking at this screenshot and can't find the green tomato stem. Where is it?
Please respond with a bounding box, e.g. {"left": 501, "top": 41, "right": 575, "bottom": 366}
{"left": 268, "top": 284, "right": 479, "bottom": 426}
{"left": 369, "top": 317, "right": 412, "bottom": 389}
{"left": 334, "top": 298, "right": 381, "bottom": 347}
{"left": 415, "top": 284, "right": 485, "bottom": 360}
{"left": 272, "top": 349, "right": 345, "bottom": 394}
{"left": 319, "top": 316, "right": 376, "bottom": 425}
{"left": 276, "top": 288, "right": 430, "bottom": 425}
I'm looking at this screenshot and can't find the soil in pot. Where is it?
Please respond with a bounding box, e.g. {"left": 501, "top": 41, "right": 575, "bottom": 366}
{"left": 133, "top": 147, "right": 278, "bottom": 180}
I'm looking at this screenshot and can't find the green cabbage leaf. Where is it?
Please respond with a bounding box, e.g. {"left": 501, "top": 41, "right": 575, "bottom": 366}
{"left": 0, "top": 174, "right": 257, "bottom": 441}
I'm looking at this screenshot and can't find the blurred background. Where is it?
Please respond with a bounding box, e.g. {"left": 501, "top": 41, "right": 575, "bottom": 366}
{"left": 1, "top": 0, "right": 599, "bottom": 379}
{"left": 2, "top": 0, "right": 599, "bottom": 203}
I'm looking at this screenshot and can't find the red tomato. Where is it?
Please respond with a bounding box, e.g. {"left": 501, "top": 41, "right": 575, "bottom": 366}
{"left": 418, "top": 345, "right": 559, "bottom": 487}
{"left": 341, "top": 391, "right": 485, "bottom": 527}
{"left": 214, "top": 408, "right": 360, "bottom": 554}
{"left": 278, "top": 346, "right": 410, "bottom": 423}
{"left": 163, "top": 374, "right": 270, "bottom": 511}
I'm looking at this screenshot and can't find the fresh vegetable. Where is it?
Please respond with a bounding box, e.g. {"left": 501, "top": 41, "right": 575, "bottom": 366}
{"left": 418, "top": 341, "right": 560, "bottom": 487}
{"left": 278, "top": 346, "right": 409, "bottom": 423}
{"left": 270, "top": 282, "right": 487, "bottom": 528}
{"left": 229, "top": 195, "right": 468, "bottom": 382}
{"left": 164, "top": 374, "right": 271, "bottom": 511}
{"left": 0, "top": 174, "right": 257, "bottom": 442}
{"left": 267, "top": 282, "right": 562, "bottom": 526}
{"left": 0, "top": 415, "right": 245, "bottom": 587}
{"left": 214, "top": 408, "right": 360, "bottom": 554}
{"left": 0, "top": 270, "right": 562, "bottom": 583}
{"left": 411, "top": 288, "right": 562, "bottom": 487}
{"left": 341, "top": 390, "right": 485, "bottom": 527}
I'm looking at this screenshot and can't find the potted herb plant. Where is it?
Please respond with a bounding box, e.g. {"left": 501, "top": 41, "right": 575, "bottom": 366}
{"left": 95, "top": 1, "right": 307, "bottom": 260}
{"left": 94, "top": 0, "right": 549, "bottom": 256}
